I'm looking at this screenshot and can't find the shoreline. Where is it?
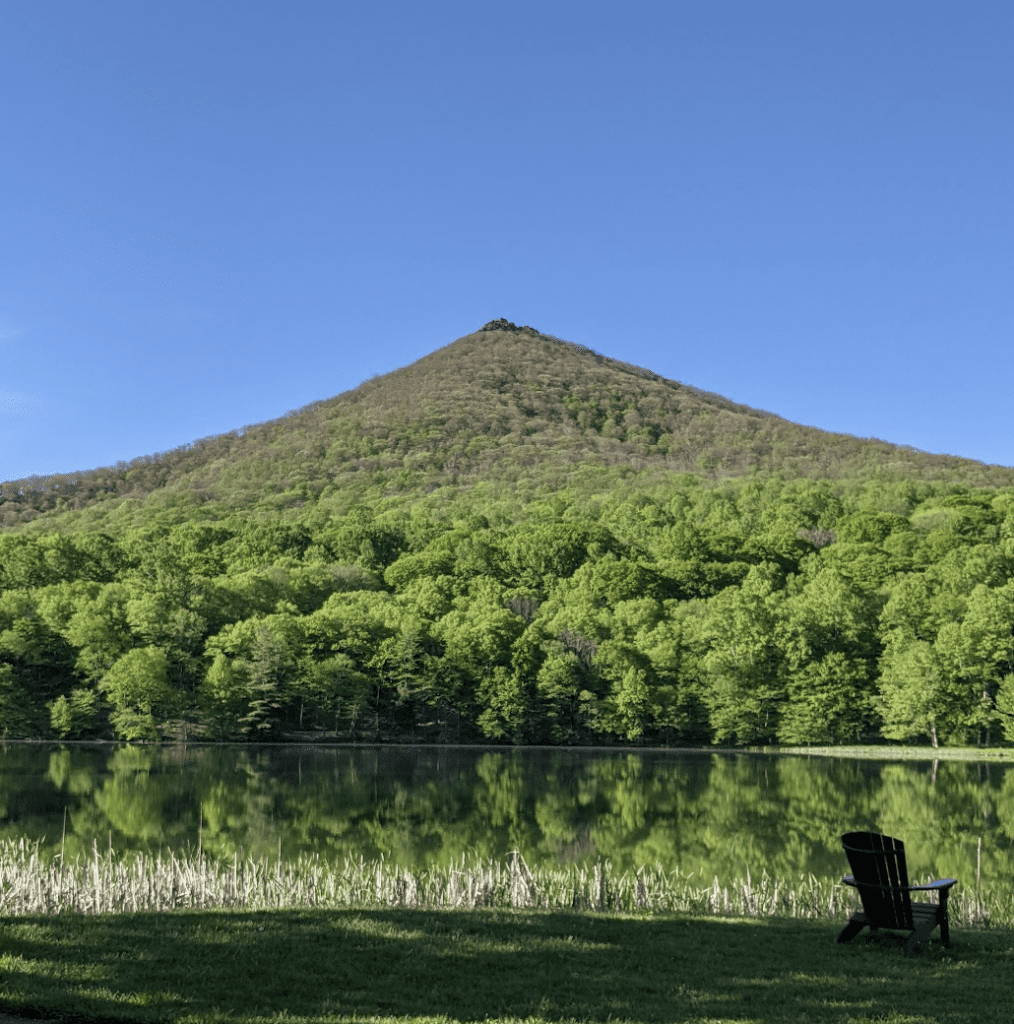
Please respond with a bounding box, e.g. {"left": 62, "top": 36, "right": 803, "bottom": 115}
{"left": 4, "top": 736, "right": 1014, "bottom": 762}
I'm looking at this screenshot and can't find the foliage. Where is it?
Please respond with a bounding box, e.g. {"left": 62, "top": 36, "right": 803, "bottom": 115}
{"left": 99, "top": 647, "right": 185, "bottom": 741}
{"left": 4, "top": 325, "right": 1013, "bottom": 533}
{"left": 1, "top": 325, "right": 1014, "bottom": 745}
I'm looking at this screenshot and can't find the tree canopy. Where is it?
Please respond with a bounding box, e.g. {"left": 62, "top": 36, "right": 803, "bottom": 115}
{"left": 2, "top": 323, "right": 1014, "bottom": 746}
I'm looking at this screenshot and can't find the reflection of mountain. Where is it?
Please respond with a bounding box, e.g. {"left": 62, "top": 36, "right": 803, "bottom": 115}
{"left": 5, "top": 320, "right": 1014, "bottom": 529}
{"left": 3, "top": 744, "right": 1010, "bottom": 885}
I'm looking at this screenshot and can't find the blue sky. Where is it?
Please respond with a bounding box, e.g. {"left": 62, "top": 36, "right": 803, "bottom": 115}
{"left": 3, "top": 1, "right": 1011, "bottom": 483}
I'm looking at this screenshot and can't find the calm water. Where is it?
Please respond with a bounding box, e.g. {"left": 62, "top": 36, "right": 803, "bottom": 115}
{"left": 1, "top": 743, "right": 1011, "bottom": 884}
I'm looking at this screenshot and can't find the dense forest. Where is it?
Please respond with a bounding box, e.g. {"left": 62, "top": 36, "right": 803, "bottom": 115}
{"left": 2, "top": 321, "right": 1014, "bottom": 746}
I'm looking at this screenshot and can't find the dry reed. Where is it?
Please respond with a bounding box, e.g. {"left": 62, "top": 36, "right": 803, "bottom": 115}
{"left": 0, "top": 838, "right": 1003, "bottom": 926}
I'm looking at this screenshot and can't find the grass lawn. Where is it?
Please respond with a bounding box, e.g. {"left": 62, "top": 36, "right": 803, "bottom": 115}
{"left": 1, "top": 907, "right": 1012, "bottom": 1024}
{"left": 763, "top": 745, "right": 1014, "bottom": 761}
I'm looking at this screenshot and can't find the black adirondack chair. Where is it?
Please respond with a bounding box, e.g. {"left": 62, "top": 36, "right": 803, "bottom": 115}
{"left": 836, "top": 831, "right": 958, "bottom": 954}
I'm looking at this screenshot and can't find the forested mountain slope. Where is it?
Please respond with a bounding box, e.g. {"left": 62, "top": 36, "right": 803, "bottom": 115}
{"left": 4, "top": 319, "right": 1013, "bottom": 532}
{"left": 3, "top": 321, "right": 1014, "bottom": 750}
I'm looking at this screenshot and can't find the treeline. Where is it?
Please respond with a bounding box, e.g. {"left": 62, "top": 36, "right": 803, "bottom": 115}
{"left": 2, "top": 475, "right": 1014, "bottom": 747}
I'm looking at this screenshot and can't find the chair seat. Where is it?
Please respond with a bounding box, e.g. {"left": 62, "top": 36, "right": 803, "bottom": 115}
{"left": 845, "top": 900, "right": 942, "bottom": 930}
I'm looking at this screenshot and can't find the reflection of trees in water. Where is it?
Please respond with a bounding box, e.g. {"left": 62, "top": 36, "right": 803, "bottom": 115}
{"left": 2, "top": 744, "right": 1014, "bottom": 884}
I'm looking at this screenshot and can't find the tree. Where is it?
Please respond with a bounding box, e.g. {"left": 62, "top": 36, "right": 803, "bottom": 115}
{"left": 202, "top": 612, "right": 303, "bottom": 737}
{"left": 698, "top": 564, "right": 787, "bottom": 745}
{"left": 996, "top": 675, "right": 1014, "bottom": 743}
{"left": 0, "top": 613, "right": 78, "bottom": 708}
{"left": 433, "top": 581, "right": 527, "bottom": 740}
{"left": 835, "top": 510, "right": 911, "bottom": 545}
{"left": 535, "top": 649, "right": 595, "bottom": 743}
{"left": 64, "top": 583, "right": 135, "bottom": 683}
{"left": 778, "top": 653, "right": 871, "bottom": 744}
{"left": 554, "top": 555, "right": 666, "bottom": 607}
{"left": 198, "top": 653, "right": 248, "bottom": 741}
{"left": 0, "top": 663, "right": 38, "bottom": 737}
{"left": 636, "top": 615, "right": 699, "bottom": 740}
{"left": 878, "top": 638, "right": 951, "bottom": 747}
{"left": 604, "top": 666, "right": 653, "bottom": 742}
{"left": 301, "top": 591, "right": 398, "bottom": 737}
{"left": 496, "top": 522, "right": 615, "bottom": 592}
{"left": 932, "top": 583, "right": 1014, "bottom": 744}
{"left": 126, "top": 590, "right": 208, "bottom": 690}
{"left": 297, "top": 654, "right": 371, "bottom": 735}
{"left": 777, "top": 567, "right": 881, "bottom": 742}
{"left": 49, "top": 687, "right": 100, "bottom": 739}
{"left": 878, "top": 580, "right": 1014, "bottom": 747}
{"left": 99, "top": 647, "right": 184, "bottom": 741}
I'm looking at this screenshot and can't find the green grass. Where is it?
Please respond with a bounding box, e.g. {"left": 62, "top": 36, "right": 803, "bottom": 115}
{"left": 760, "top": 745, "right": 1014, "bottom": 762}
{"left": 2, "top": 839, "right": 1010, "bottom": 1023}
{"left": 1, "top": 906, "right": 1012, "bottom": 1024}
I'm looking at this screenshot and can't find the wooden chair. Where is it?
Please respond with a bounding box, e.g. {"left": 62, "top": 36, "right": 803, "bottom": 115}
{"left": 836, "top": 831, "right": 957, "bottom": 955}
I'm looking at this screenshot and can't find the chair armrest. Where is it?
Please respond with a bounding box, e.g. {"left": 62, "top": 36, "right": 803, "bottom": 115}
{"left": 842, "top": 874, "right": 957, "bottom": 893}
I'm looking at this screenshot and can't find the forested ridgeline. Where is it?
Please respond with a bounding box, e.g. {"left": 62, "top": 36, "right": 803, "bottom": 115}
{"left": 2, "top": 475, "right": 1014, "bottom": 747}
{"left": 4, "top": 323, "right": 1014, "bottom": 532}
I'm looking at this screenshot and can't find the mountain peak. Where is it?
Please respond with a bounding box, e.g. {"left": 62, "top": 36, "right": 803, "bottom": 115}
{"left": 4, "top": 323, "right": 1014, "bottom": 530}
{"left": 479, "top": 318, "right": 545, "bottom": 337}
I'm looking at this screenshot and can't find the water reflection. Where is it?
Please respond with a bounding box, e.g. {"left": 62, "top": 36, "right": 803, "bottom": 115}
{"left": 1, "top": 743, "right": 1010, "bottom": 885}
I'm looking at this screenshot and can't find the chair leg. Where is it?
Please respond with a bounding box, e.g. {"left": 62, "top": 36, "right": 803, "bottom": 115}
{"left": 939, "top": 891, "right": 951, "bottom": 947}
{"left": 836, "top": 915, "right": 868, "bottom": 944}
{"left": 903, "top": 920, "right": 937, "bottom": 956}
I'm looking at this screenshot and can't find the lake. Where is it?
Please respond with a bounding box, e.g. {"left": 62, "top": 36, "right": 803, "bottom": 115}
{"left": 1, "top": 743, "right": 1011, "bottom": 886}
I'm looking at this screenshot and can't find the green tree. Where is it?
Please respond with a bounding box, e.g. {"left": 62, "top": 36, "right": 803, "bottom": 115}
{"left": 433, "top": 581, "right": 526, "bottom": 740}
{"left": 934, "top": 582, "right": 1014, "bottom": 743}
{"left": 48, "top": 687, "right": 100, "bottom": 739}
{"left": 202, "top": 612, "right": 303, "bottom": 737}
{"left": 698, "top": 563, "right": 787, "bottom": 745}
{"left": 126, "top": 590, "right": 208, "bottom": 690}
{"left": 777, "top": 653, "right": 871, "bottom": 744}
{"left": 496, "top": 522, "right": 615, "bottom": 592}
{"left": 0, "top": 611, "right": 78, "bottom": 710}
{"left": 297, "top": 653, "right": 371, "bottom": 735}
{"left": 64, "top": 583, "right": 135, "bottom": 683}
{"left": 0, "top": 663, "right": 38, "bottom": 737}
{"left": 535, "top": 649, "right": 595, "bottom": 743}
{"left": 198, "top": 653, "right": 248, "bottom": 741}
{"left": 878, "top": 637, "right": 956, "bottom": 747}
{"left": 996, "top": 675, "right": 1014, "bottom": 743}
{"left": 301, "top": 591, "right": 398, "bottom": 737}
{"left": 99, "top": 647, "right": 184, "bottom": 741}
{"left": 777, "top": 567, "right": 881, "bottom": 742}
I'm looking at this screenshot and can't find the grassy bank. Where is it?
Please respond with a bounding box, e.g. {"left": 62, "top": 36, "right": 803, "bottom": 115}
{"left": 1, "top": 905, "right": 1013, "bottom": 1024}
{"left": 3, "top": 839, "right": 1011, "bottom": 1023}
{"left": 764, "top": 745, "right": 1014, "bottom": 762}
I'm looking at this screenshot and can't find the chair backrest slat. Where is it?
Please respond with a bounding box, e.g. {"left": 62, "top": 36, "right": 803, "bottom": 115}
{"left": 841, "top": 831, "right": 914, "bottom": 931}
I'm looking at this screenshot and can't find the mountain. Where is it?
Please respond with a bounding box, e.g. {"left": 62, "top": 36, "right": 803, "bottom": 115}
{"left": 3, "top": 319, "right": 1013, "bottom": 531}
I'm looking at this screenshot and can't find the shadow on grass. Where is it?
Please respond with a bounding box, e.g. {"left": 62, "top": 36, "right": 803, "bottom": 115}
{"left": 1, "top": 908, "right": 1011, "bottom": 1023}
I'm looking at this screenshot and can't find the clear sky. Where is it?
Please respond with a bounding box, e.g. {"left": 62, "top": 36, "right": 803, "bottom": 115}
{"left": 3, "top": 1, "right": 1011, "bottom": 483}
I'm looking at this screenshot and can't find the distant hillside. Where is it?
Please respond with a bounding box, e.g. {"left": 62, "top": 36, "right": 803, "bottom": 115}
{"left": 4, "top": 319, "right": 1013, "bottom": 530}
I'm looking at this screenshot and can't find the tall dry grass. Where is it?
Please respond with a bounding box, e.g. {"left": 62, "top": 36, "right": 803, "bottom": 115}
{"left": 0, "top": 838, "right": 1004, "bottom": 925}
